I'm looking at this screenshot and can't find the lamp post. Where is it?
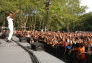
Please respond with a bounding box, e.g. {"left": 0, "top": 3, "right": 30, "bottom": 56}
{"left": 44, "top": 0, "right": 51, "bottom": 31}
{"left": 45, "top": 0, "right": 51, "bottom": 12}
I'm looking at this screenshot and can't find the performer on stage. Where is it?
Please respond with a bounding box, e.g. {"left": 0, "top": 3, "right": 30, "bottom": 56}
{"left": 6, "top": 12, "right": 15, "bottom": 42}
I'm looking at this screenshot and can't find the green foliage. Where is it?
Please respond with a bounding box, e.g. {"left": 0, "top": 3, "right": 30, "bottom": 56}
{"left": 76, "top": 12, "right": 92, "bottom": 31}
{"left": 0, "top": 0, "right": 87, "bottom": 31}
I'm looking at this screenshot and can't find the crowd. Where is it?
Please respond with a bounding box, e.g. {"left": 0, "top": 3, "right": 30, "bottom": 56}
{"left": 15, "top": 30, "right": 92, "bottom": 63}
{"left": 1, "top": 30, "right": 92, "bottom": 63}
{"left": 15, "top": 30, "right": 92, "bottom": 45}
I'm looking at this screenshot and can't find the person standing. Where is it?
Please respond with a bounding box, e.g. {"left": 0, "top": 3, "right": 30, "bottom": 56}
{"left": 6, "top": 12, "right": 15, "bottom": 42}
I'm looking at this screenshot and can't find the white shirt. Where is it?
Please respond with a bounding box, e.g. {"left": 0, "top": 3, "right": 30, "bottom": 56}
{"left": 7, "top": 16, "right": 13, "bottom": 28}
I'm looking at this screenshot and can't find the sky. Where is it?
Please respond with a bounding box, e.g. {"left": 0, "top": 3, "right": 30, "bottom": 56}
{"left": 80, "top": 0, "right": 92, "bottom": 13}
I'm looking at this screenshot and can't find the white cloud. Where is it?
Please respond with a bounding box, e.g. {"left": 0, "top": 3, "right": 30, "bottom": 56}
{"left": 80, "top": 0, "right": 92, "bottom": 13}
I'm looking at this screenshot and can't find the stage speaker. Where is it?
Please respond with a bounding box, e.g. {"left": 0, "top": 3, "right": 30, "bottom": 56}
{"left": 31, "top": 42, "right": 44, "bottom": 51}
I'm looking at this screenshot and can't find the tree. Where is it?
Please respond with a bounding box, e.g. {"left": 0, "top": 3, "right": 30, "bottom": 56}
{"left": 0, "top": 0, "right": 86, "bottom": 31}
{"left": 76, "top": 12, "right": 92, "bottom": 31}
{"left": 46, "top": 0, "right": 86, "bottom": 31}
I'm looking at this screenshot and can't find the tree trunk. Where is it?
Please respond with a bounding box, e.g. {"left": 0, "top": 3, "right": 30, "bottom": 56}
{"left": 66, "top": 23, "right": 70, "bottom": 32}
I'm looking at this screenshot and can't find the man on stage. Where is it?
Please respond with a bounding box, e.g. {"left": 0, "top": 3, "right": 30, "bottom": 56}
{"left": 6, "top": 12, "right": 15, "bottom": 42}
